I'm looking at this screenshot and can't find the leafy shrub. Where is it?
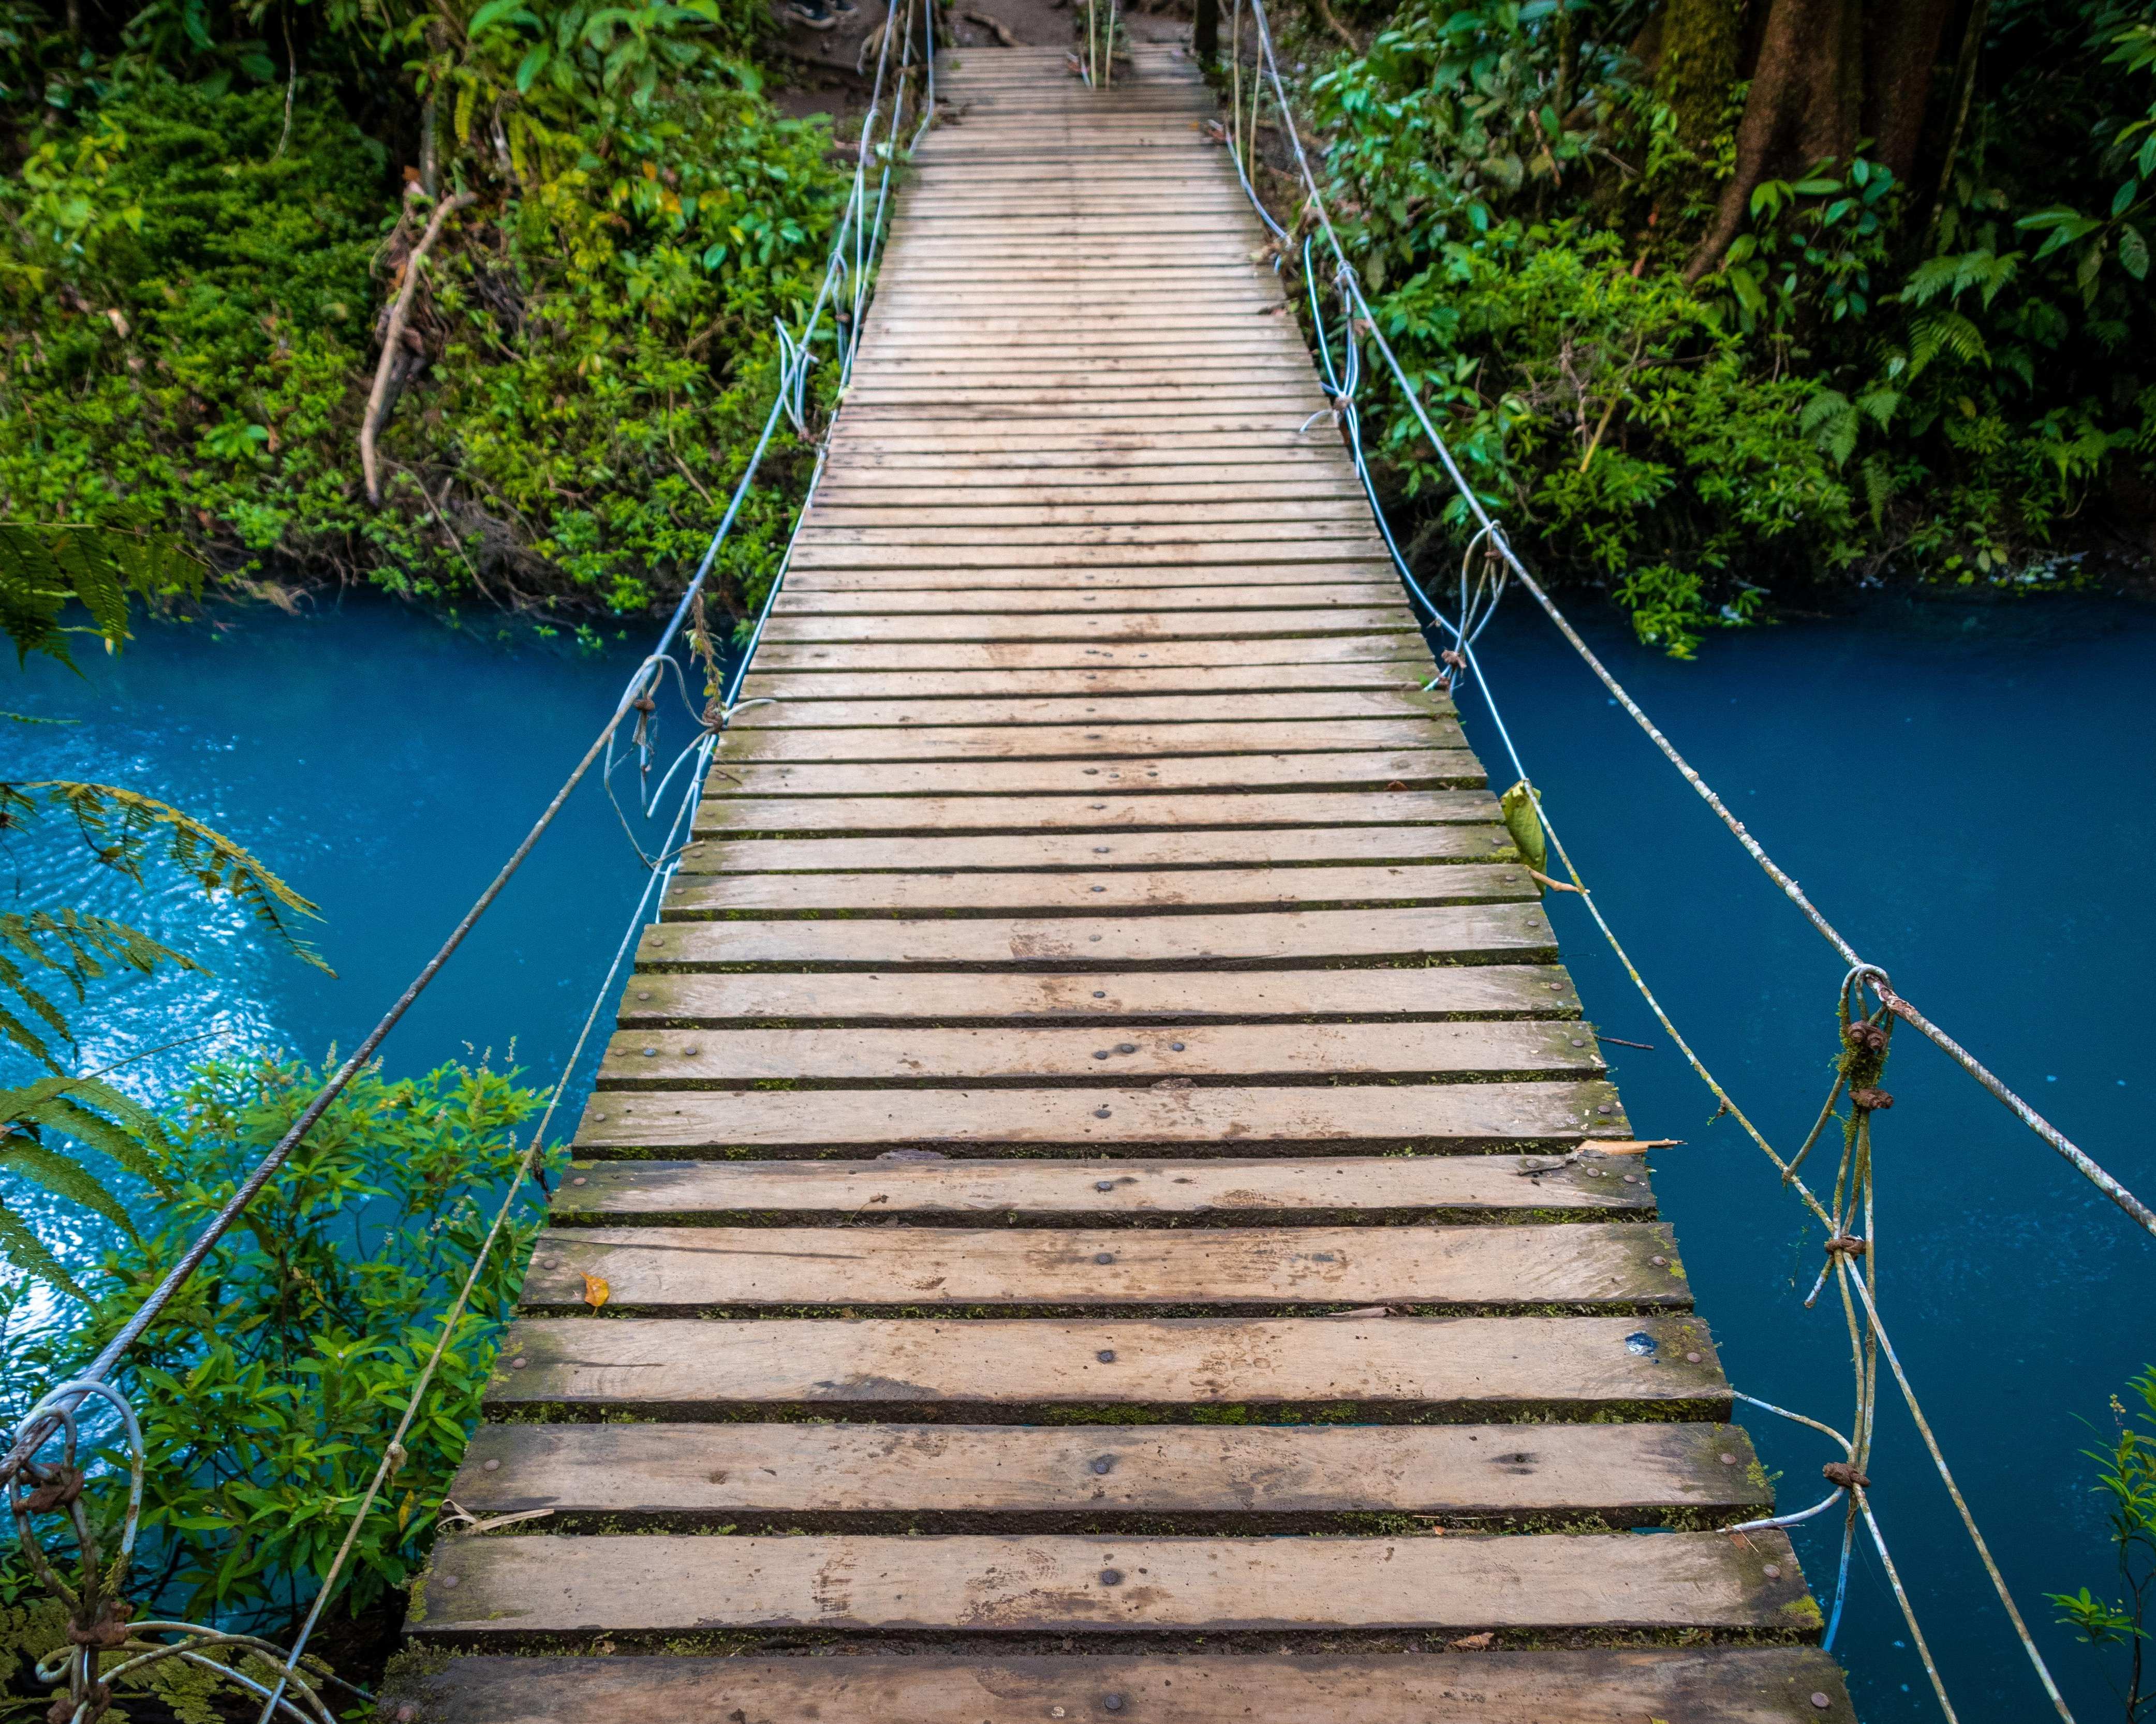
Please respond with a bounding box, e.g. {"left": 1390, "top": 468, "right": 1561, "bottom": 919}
{"left": 0, "top": 51, "right": 846, "bottom": 620}
{"left": 1286, "top": 0, "right": 2156, "bottom": 649}
{"left": 1, "top": 1054, "right": 550, "bottom": 1629}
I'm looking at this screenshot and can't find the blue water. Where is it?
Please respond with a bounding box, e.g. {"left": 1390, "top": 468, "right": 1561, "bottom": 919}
{"left": 2, "top": 600, "right": 685, "bottom": 1266}
{"left": 5, "top": 587, "right": 2153, "bottom": 1721}
{"left": 1458, "top": 591, "right": 2156, "bottom": 1723}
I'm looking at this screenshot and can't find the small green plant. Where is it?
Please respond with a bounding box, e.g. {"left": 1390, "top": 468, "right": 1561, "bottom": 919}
{"left": 2051, "top": 1368, "right": 2156, "bottom": 1723}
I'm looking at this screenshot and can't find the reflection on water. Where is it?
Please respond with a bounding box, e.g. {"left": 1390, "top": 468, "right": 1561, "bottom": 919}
{"left": 5, "top": 585, "right": 2153, "bottom": 1721}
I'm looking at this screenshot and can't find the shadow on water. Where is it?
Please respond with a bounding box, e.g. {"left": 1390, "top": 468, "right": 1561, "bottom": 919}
{"left": 1454, "top": 587, "right": 2156, "bottom": 1723}
{"left": 5, "top": 584, "right": 2154, "bottom": 1720}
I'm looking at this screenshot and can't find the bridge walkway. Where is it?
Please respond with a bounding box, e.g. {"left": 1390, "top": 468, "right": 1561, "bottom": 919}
{"left": 395, "top": 42, "right": 1855, "bottom": 1724}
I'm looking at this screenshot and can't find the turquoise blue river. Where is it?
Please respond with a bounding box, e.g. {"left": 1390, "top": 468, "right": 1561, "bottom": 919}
{"left": 6, "top": 589, "right": 2154, "bottom": 1722}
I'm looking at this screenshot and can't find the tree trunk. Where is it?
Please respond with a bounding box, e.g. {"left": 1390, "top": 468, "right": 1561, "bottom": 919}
{"left": 1683, "top": 0, "right": 1864, "bottom": 281}
{"left": 1654, "top": 0, "right": 1741, "bottom": 153}
{"left": 1921, "top": 0, "right": 1990, "bottom": 244}
{"left": 1193, "top": 0, "right": 1217, "bottom": 64}
{"left": 1862, "top": 0, "right": 1959, "bottom": 185}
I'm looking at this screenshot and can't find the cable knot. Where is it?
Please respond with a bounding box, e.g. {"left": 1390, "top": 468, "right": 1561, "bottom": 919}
{"left": 1843, "top": 1020, "right": 1887, "bottom": 1054}
{"left": 1821, "top": 1461, "right": 1870, "bottom": 1491}
{"left": 1823, "top": 1233, "right": 1868, "bottom": 1258}
{"left": 66, "top": 1599, "right": 132, "bottom": 1650}
{"left": 1851, "top": 1087, "right": 1894, "bottom": 1111}
{"left": 49, "top": 1682, "right": 109, "bottom": 1724}
{"left": 631, "top": 694, "right": 656, "bottom": 716}
{"left": 20, "top": 1463, "right": 84, "bottom": 1514}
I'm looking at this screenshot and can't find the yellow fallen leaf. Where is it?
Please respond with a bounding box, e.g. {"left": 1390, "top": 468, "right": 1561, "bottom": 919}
{"left": 582, "top": 1274, "right": 610, "bottom": 1310}
{"left": 1581, "top": 1139, "right": 1683, "bottom": 1156}
{"left": 1450, "top": 1632, "right": 1494, "bottom": 1650}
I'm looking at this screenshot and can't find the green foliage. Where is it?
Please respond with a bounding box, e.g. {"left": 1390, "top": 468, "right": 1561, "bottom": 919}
{"left": 0, "top": 1054, "right": 550, "bottom": 1628}
{"left": 1291, "top": 0, "right": 2156, "bottom": 649}
{"left": 1, "top": 0, "right": 845, "bottom": 622}
{"left": 2051, "top": 1367, "right": 2156, "bottom": 1722}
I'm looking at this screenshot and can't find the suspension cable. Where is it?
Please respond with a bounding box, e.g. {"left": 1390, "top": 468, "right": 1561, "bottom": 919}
{"left": 1218, "top": 0, "right": 2152, "bottom": 1242}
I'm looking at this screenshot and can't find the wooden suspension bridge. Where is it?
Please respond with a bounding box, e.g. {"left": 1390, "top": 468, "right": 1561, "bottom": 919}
{"left": 393, "top": 42, "right": 1857, "bottom": 1724}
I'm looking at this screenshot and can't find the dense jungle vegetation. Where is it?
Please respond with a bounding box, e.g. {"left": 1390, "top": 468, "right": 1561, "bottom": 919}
{"left": 4, "top": 0, "right": 2153, "bottom": 648}
{"left": 1, "top": 0, "right": 850, "bottom": 627}
{"left": 1267, "top": 0, "right": 2156, "bottom": 650}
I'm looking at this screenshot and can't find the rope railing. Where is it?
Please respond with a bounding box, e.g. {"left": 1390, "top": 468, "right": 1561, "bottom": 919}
{"left": 1211, "top": 5, "right": 2095, "bottom": 1718}
{"left": 2, "top": 3, "right": 936, "bottom": 1716}
{"left": 1216, "top": 0, "right": 2153, "bottom": 1244}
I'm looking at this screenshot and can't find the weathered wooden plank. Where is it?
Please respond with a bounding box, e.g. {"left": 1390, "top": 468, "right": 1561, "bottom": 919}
{"left": 636, "top": 902, "right": 1550, "bottom": 970}
{"left": 749, "top": 638, "right": 1431, "bottom": 672}
{"left": 661, "top": 862, "right": 1529, "bottom": 917}
{"left": 730, "top": 689, "right": 1445, "bottom": 726}
{"left": 675, "top": 823, "right": 1501, "bottom": 875}
{"left": 572, "top": 1079, "right": 1625, "bottom": 1156}
{"left": 700, "top": 752, "right": 1483, "bottom": 798}
{"left": 519, "top": 1223, "right": 1679, "bottom": 1312}
{"left": 596, "top": 1019, "right": 1595, "bottom": 1086}
{"left": 549, "top": 1153, "right": 1642, "bottom": 1223}
{"left": 448, "top": 1421, "right": 1756, "bottom": 1523}
{"left": 770, "top": 582, "right": 1401, "bottom": 613}
{"left": 694, "top": 789, "right": 1495, "bottom": 838}
{"left": 386, "top": 1649, "right": 1855, "bottom": 1724}
{"left": 719, "top": 721, "right": 1458, "bottom": 763}
{"left": 482, "top": 1314, "right": 1714, "bottom": 1417}
{"left": 759, "top": 611, "right": 1415, "bottom": 642}
{"left": 782, "top": 557, "right": 1384, "bottom": 584}
{"left": 414, "top": 1528, "right": 1810, "bottom": 1640}
{"left": 612, "top": 963, "right": 1577, "bottom": 1026}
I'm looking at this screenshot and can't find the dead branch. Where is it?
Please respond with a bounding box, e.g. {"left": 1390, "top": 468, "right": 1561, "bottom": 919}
{"left": 361, "top": 188, "right": 474, "bottom": 508}
{"left": 962, "top": 8, "right": 1018, "bottom": 43}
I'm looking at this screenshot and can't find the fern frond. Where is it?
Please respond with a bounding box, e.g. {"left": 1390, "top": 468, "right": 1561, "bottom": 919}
{"left": 0, "top": 1131, "right": 141, "bottom": 1237}
{"left": 0, "top": 1194, "right": 90, "bottom": 1303}
{"left": 24, "top": 782, "right": 332, "bottom": 973}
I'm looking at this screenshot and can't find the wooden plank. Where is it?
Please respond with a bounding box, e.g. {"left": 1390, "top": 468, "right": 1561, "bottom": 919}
{"left": 594, "top": 1019, "right": 1596, "bottom": 1086}
{"left": 675, "top": 824, "right": 1502, "bottom": 874}
{"left": 719, "top": 720, "right": 1459, "bottom": 761}
{"left": 758, "top": 612, "right": 1416, "bottom": 643}
{"left": 729, "top": 689, "right": 1446, "bottom": 725}
{"left": 412, "top": 1528, "right": 1810, "bottom": 1639}
{"left": 550, "top": 1153, "right": 1643, "bottom": 1223}
{"left": 694, "top": 790, "right": 1495, "bottom": 837}
{"left": 769, "top": 583, "right": 1401, "bottom": 613}
{"left": 748, "top": 639, "right": 1431, "bottom": 672}
{"left": 612, "top": 963, "right": 1578, "bottom": 1026}
{"left": 572, "top": 1079, "right": 1625, "bottom": 1156}
{"left": 635, "top": 903, "right": 1552, "bottom": 969}
{"left": 699, "top": 752, "right": 1483, "bottom": 798}
{"left": 448, "top": 1421, "right": 1757, "bottom": 1523}
{"left": 660, "top": 862, "right": 1530, "bottom": 917}
{"left": 784, "top": 548, "right": 1398, "bottom": 576}
{"left": 518, "top": 1222, "right": 1680, "bottom": 1312}
{"left": 388, "top": 1649, "right": 1855, "bottom": 1724}
{"left": 482, "top": 1314, "right": 1716, "bottom": 1417}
